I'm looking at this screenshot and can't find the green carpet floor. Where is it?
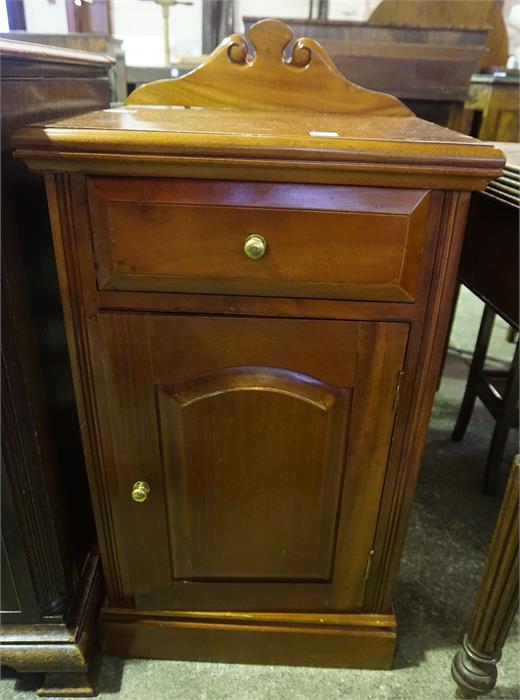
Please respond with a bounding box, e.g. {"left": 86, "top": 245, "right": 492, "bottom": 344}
{"left": 2, "top": 287, "right": 519, "bottom": 699}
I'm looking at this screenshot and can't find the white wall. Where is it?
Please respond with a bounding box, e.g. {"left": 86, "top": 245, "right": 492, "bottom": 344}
{"left": 0, "top": 0, "right": 9, "bottom": 31}
{"left": 328, "top": 0, "right": 381, "bottom": 21}
{"left": 237, "top": 0, "right": 309, "bottom": 29}
{"left": 110, "top": 0, "right": 202, "bottom": 66}
{"left": 7, "top": 0, "right": 380, "bottom": 66}
{"left": 15, "top": 0, "right": 518, "bottom": 67}
{"left": 23, "top": 0, "right": 68, "bottom": 32}
{"left": 505, "top": 0, "right": 520, "bottom": 59}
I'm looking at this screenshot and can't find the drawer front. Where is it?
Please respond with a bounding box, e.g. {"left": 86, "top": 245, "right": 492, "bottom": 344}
{"left": 89, "top": 178, "right": 431, "bottom": 302}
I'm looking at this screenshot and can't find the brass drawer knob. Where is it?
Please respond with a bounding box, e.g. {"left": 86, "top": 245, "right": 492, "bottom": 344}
{"left": 244, "top": 234, "right": 267, "bottom": 260}
{"left": 131, "top": 480, "right": 150, "bottom": 503}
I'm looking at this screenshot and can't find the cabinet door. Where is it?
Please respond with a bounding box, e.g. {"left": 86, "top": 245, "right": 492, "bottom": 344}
{"left": 99, "top": 314, "right": 408, "bottom": 612}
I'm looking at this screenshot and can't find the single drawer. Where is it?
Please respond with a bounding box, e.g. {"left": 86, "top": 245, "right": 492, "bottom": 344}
{"left": 89, "top": 178, "right": 431, "bottom": 302}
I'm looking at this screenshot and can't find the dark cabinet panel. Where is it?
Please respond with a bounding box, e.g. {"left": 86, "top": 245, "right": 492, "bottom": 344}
{"left": 0, "top": 38, "right": 110, "bottom": 696}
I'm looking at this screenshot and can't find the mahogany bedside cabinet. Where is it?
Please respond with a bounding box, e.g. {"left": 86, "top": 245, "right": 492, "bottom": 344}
{"left": 14, "top": 19, "right": 504, "bottom": 670}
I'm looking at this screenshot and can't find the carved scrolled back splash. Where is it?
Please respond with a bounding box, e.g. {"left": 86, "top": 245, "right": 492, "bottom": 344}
{"left": 125, "top": 18, "right": 412, "bottom": 116}
{"left": 225, "top": 20, "right": 312, "bottom": 68}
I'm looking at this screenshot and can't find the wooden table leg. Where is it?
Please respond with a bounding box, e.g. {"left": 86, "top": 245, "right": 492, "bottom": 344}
{"left": 452, "top": 304, "right": 495, "bottom": 443}
{"left": 483, "top": 343, "right": 519, "bottom": 495}
{"left": 451, "top": 458, "right": 519, "bottom": 696}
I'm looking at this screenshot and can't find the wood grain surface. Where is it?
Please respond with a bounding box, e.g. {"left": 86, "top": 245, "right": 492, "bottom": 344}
{"left": 368, "top": 0, "right": 508, "bottom": 69}
{"left": 14, "top": 104, "right": 504, "bottom": 190}
{"left": 89, "top": 178, "right": 430, "bottom": 302}
{"left": 126, "top": 19, "right": 409, "bottom": 116}
{"left": 99, "top": 314, "right": 407, "bottom": 612}
{"left": 15, "top": 17, "right": 506, "bottom": 670}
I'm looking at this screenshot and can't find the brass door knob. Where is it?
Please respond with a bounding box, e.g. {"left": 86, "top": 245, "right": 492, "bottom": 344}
{"left": 131, "top": 480, "right": 150, "bottom": 503}
{"left": 243, "top": 234, "right": 267, "bottom": 260}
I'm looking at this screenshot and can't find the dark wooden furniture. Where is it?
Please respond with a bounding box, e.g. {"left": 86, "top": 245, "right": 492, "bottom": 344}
{"left": 466, "top": 73, "right": 520, "bottom": 143}
{"left": 64, "top": 0, "right": 111, "bottom": 35}
{"left": 451, "top": 144, "right": 519, "bottom": 494}
{"left": 368, "top": 0, "right": 508, "bottom": 70}
{"left": 1, "top": 32, "right": 126, "bottom": 103}
{"left": 14, "top": 19, "right": 504, "bottom": 669}
{"left": 452, "top": 457, "right": 519, "bottom": 696}
{"left": 242, "top": 17, "right": 486, "bottom": 131}
{"left": 1, "top": 38, "right": 112, "bottom": 696}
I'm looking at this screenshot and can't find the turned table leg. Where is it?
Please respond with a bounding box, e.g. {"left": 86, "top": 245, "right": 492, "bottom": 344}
{"left": 452, "top": 458, "right": 519, "bottom": 696}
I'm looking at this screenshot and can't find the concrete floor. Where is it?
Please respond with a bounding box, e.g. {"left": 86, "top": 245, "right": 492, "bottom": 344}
{"left": 2, "top": 287, "right": 519, "bottom": 700}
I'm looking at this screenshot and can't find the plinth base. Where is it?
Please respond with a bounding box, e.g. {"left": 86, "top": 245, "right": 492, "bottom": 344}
{"left": 100, "top": 607, "right": 396, "bottom": 669}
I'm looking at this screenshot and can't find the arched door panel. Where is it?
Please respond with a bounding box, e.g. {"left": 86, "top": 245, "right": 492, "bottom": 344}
{"left": 156, "top": 366, "right": 351, "bottom": 581}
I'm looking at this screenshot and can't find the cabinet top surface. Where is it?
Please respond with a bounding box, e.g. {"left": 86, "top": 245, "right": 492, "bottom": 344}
{"left": 16, "top": 104, "right": 494, "bottom": 146}
{"left": 13, "top": 19, "right": 504, "bottom": 188}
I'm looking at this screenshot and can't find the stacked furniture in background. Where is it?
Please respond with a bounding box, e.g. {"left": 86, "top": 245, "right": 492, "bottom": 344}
{"left": 1, "top": 38, "right": 112, "bottom": 696}
{"left": 244, "top": 1, "right": 510, "bottom": 133}
{"left": 0, "top": 32, "right": 126, "bottom": 103}
{"left": 243, "top": 17, "right": 487, "bottom": 131}
{"left": 466, "top": 73, "right": 520, "bottom": 143}
{"left": 368, "top": 0, "right": 508, "bottom": 70}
